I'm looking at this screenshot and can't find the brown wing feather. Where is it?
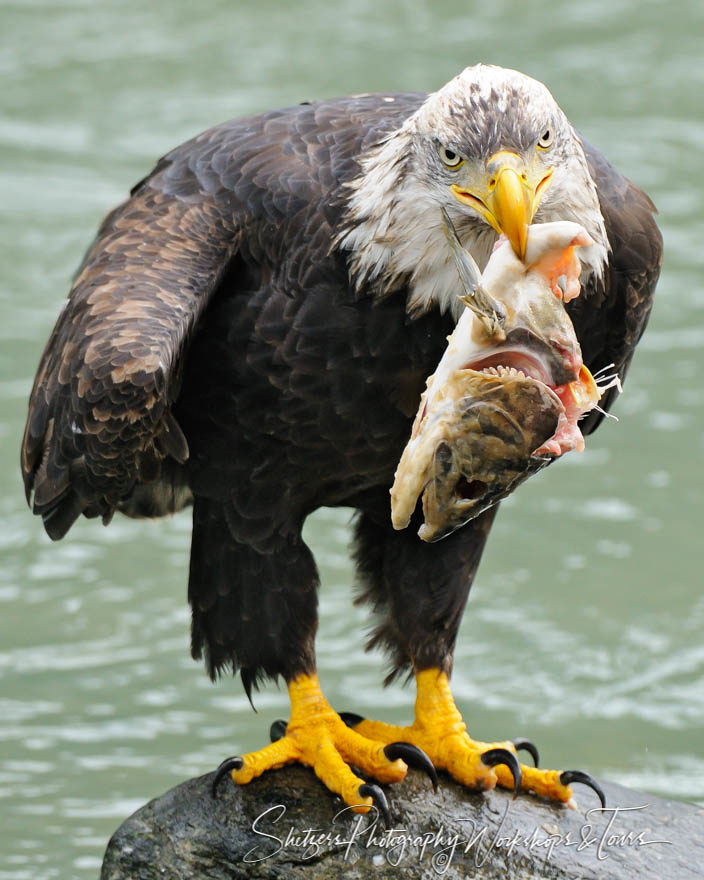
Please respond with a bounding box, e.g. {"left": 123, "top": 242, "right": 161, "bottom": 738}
{"left": 21, "top": 94, "right": 426, "bottom": 541}
{"left": 21, "top": 177, "right": 239, "bottom": 539}
{"left": 569, "top": 140, "right": 663, "bottom": 435}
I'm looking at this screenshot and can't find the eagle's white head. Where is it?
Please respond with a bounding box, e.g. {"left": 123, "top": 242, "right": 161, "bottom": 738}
{"left": 339, "top": 64, "right": 608, "bottom": 319}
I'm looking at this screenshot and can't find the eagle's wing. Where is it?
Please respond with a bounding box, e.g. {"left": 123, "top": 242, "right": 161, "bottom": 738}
{"left": 569, "top": 140, "right": 663, "bottom": 435}
{"left": 21, "top": 157, "right": 241, "bottom": 539}
{"left": 21, "top": 96, "right": 424, "bottom": 541}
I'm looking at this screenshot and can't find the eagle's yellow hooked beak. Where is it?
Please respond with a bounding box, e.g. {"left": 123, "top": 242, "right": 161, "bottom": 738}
{"left": 451, "top": 151, "right": 554, "bottom": 260}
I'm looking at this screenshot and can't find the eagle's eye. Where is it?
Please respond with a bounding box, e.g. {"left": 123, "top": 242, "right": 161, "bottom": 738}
{"left": 439, "top": 145, "right": 464, "bottom": 169}
{"left": 537, "top": 128, "right": 554, "bottom": 150}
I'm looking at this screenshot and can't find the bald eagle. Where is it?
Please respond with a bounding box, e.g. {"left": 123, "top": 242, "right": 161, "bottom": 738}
{"left": 22, "top": 65, "right": 661, "bottom": 817}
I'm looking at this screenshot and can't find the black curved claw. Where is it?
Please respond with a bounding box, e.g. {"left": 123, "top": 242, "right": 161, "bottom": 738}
{"left": 339, "top": 712, "right": 365, "bottom": 729}
{"left": 211, "top": 756, "right": 244, "bottom": 799}
{"left": 481, "top": 747, "right": 522, "bottom": 796}
{"left": 358, "top": 782, "right": 391, "bottom": 826}
{"left": 512, "top": 737, "right": 540, "bottom": 767}
{"left": 560, "top": 770, "right": 606, "bottom": 809}
{"left": 384, "top": 741, "right": 439, "bottom": 793}
{"left": 269, "top": 719, "right": 288, "bottom": 742}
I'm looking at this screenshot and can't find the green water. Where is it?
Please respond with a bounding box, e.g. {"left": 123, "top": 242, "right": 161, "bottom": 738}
{"left": 1, "top": 0, "right": 702, "bottom": 876}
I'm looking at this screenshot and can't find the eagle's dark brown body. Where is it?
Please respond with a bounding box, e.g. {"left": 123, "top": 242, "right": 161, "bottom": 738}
{"left": 21, "top": 93, "right": 662, "bottom": 697}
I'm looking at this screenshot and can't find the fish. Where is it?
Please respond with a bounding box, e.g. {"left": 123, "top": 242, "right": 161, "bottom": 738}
{"left": 391, "top": 216, "right": 603, "bottom": 542}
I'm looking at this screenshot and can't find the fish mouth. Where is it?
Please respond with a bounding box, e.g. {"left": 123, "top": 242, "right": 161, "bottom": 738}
{"left": 460, "top": 346, "right": 598, "bottom": 459}
{"left": 463, "top": 348, "right": 556, "bottom": 388}
{"left": 461, "top": 344, "right": 567, "bottom": 428}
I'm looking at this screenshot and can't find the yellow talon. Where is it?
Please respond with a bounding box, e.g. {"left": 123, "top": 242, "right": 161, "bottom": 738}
{"left": 219, "top": 669, "right": 601, "bottom": 811}
{"left": 494, "top": 764, "right": 571, "bottom": 802}
{"left": 350, "top": 667, "right": 589, "bottom": 805}
{"left": 229, "top": 673, "right": 407, "bottom": 813}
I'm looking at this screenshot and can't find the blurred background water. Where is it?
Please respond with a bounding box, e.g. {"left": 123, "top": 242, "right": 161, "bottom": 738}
{"left": 1, "top": 0, "right": 703, "bottom": 876}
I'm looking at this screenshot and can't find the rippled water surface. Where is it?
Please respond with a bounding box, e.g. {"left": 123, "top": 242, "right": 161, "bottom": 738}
{"left": 1, "top": 0, "right": 703, "bottom": 876}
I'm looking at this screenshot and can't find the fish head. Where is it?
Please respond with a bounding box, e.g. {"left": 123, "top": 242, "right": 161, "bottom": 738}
{"left": 401, "top": 371, "right": 562, "bottom": 542}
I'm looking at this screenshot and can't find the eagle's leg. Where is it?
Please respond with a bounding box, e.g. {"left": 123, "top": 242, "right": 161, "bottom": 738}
{"left": 193, "top": 498, "right": 433, "bottom": 815}
{"left": 351, "top": 501, "right": 605, "bottom": 807}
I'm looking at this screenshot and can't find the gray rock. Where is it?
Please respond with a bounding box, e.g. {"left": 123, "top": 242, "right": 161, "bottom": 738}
{"left": 101, "top": 765, "right": 704, "bottom": 879}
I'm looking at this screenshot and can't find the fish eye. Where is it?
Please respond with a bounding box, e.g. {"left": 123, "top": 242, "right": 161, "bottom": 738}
{"left": 439, "top": 145, "right": 464, "bottom": 168}
{"left": 537, "top": 128, "right": 554, "bottom": 150}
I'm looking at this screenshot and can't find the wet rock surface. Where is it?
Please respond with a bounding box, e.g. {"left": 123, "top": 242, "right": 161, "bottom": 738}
{"left": 101, "top": 765, "right": 703, "bottom": 879}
